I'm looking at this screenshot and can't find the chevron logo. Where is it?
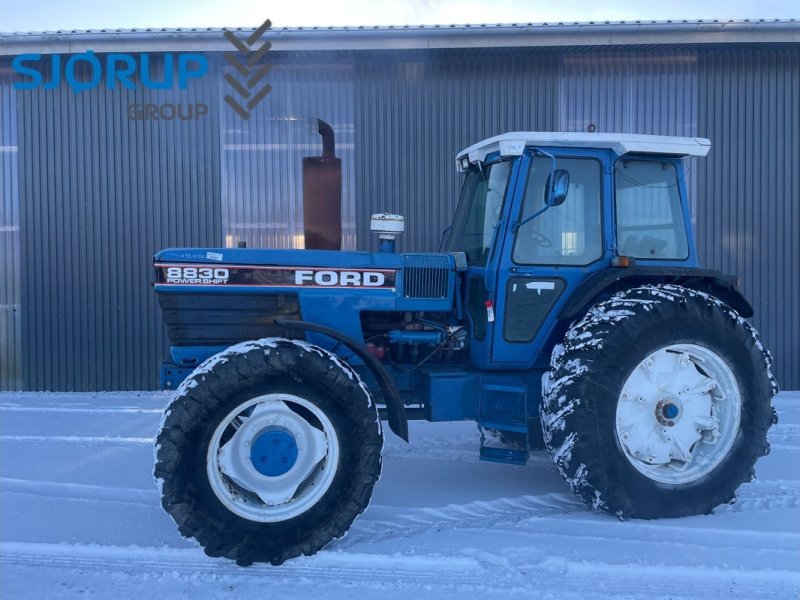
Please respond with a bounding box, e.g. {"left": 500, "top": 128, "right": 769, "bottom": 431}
{"left": 223, "top": 19, "right": 273, "bottom": 119}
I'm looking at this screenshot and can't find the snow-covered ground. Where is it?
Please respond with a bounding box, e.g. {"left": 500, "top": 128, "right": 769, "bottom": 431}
{"left": 1, "top": 391, "right": 798, "bottom": 599}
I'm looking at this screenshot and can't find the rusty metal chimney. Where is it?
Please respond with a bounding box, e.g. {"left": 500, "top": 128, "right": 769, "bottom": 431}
{"left": 302, "top": 119, "right": 342, "bottom": 250}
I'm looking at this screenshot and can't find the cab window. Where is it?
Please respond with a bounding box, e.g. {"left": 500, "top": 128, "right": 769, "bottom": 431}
{"left": 446, "top": 161, "right": 513, "bottom": 264}
{"left": 614, "top": 160, "right": 689, "bottom": 259}
{"left": 513, "top": 157, "right": 603, "bottom": 266}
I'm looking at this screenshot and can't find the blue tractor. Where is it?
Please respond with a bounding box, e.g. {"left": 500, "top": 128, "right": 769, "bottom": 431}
{"left": 153, "top": 132, "right": 778, "bottom": 565}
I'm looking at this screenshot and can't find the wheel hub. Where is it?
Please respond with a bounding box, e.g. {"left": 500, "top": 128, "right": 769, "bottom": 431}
{"left": 615, "top": 345, "right": 741, "bottom": 485}
{"left": 206, "top": 394, "right": 339, "bottom": 522}
{"left": 655, "top": 397, "right": 681, "bottom": 426}
{"left": 250, "top": 428, "right": 299, "bottom": 477}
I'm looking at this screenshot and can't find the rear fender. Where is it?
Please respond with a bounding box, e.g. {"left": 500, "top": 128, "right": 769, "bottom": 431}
{"left": 558, "top": 267, "right": 754, "bottom": 321}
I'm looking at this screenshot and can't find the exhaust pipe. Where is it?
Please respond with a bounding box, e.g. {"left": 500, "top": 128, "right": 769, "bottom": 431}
{"left": 302, "top": 119, "right": 342, "bottom": 250}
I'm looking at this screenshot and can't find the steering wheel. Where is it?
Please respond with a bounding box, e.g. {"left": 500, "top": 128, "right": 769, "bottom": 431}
{"left": 531, "top": 230, "right": 553, "bottom": 248}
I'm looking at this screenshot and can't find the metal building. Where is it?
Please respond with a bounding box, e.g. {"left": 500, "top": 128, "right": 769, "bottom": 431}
{"left": 1, "top": 20, "right": 798, "bottom": 391}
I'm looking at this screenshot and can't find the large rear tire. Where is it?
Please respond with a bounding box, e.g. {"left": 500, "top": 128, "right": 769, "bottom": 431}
{"left": 540, "top": 284, "right": 778, "bottom": 519}
{"left": 154, "top": 338, "right": 383, "bottom": 565}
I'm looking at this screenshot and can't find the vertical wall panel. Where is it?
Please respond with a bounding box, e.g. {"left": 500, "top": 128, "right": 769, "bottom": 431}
{"left": 354, "top": 49, "right": 559, "bottom": 253}
{"left": 559, "top": 50, "right": 700, "bottom": 213}
{"left": 0, "top": 62, "right": 21, "bottom": 390}
{"left": 220, "top": 54, "right": 356, "bottom": 250}
{"left": 17, "top": 54, "right": 221, "bottom": 390}
{"left": 697, "top": 47, "right": 800, "bottom": 390}
{"left": 559, "top": 51, "right": 698, "bottom": 136}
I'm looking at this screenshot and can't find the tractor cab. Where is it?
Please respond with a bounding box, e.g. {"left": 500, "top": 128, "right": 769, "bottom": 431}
{"left": 446, "top": 132, "right": 709, "bottom": 370}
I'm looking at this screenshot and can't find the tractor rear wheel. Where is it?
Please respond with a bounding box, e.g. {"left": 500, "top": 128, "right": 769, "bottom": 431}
{"left": 154, "top": 338, "right": 383, "bottom": 565}
{"left": 540, "top": 284, "right": 778, "bottom": 519}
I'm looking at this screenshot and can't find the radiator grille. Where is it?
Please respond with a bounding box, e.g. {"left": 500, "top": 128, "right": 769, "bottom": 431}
{"left": 402, "top": 255, "right": 450, "bottom": 299}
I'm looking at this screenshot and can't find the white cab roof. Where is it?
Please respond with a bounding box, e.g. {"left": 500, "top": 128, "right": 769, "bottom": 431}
{"left": 455, "top": 132, "right": 711, "bottom": 171}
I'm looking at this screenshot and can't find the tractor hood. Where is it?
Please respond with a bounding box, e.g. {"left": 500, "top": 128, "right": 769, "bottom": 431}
{"left": 153, "top": 248, "right": 464, "bottom": 301}
{"left": 153, "top": 248, "right": 465, "bottom": 350}
{"left": 155, "top": 247, "right": 406, "bottom": 270}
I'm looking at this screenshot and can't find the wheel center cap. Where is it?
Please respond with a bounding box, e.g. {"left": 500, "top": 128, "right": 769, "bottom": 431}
{"left": 250, "top": 429, "right": 299, "bottom": 477}
{"left": 655, "top": 398, "right": 681, "bottom": 426}
{"left": 663, "top": 404, "right": 679, "bottom": 419}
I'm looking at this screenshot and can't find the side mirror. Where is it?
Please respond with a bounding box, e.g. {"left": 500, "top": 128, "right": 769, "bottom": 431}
{"left": 544, "top": 169, "right": 569, "bottom": 207}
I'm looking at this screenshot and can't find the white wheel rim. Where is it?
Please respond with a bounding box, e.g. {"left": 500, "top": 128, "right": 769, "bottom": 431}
{"left": 615, "top": 344, "right": 742, "bottom": 485}
{"left": 206, "top": 393, "right": 340, "bottom": 522}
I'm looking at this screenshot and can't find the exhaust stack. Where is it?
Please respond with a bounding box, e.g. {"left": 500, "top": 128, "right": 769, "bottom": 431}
{"left": 302, "top": 119, "right": 342, "bottom": 250}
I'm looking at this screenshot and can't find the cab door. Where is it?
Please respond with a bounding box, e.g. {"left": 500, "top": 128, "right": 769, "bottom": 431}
{"left": 489, "top": 149, "right": 611, "bottom": 366}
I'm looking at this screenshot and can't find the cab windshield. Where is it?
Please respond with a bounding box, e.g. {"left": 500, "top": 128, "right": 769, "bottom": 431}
{"left": 446, "top": 160, "right": 512, "bottom": 264}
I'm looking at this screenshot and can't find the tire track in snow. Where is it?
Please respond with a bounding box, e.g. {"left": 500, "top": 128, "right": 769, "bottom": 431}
{"left": 381, "top": 431, "right": 480, "bottom": 462}
{"left": 382, "top": 444, "right": 555, "bottom": 467}
{"left": 770, "top": 423, "right": 800, "bottom": 438}
{"left": 0, "top": 405, "right": 163, "bottom": 415}
{"left": 767, "top": 424, "right": 800, "bottom": 452}
{"left": 0, "top": 435, "right": 153, "bottom": 447}
{"left": 1, "top": 542, "right": 795, "bottom": 599}
{"left": 6, "top": 474, "right": 795, "bottom": 558}
{"left": 719, "top": 479, "right": 800, "bottom": 513}
{"left": 337, "top": 492, "right": 584, "bottom": 548}
{"left": 346, "top": 491, "right": 799, "bottom": 557}
{"left": 381, "top": 433, "right": 555, "bottom": 467}
{"left": 1, "top": 477, "right": 158, "bottom": 506}
{"left": 0, "top": 542, "right": 485, "bottom": 587}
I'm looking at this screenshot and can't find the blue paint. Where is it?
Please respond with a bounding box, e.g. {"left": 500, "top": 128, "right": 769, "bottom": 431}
{"left": 664, "top": 404, "right": 680, "bottom": 419}
{"left": 170, "top": 346, "right": 228, "bottom": 366}
{"left": 250, "top": 429, "right": 298, "bottom": 477}
{"left": 388, "top": 330, "right": 443, "bottom": 345}
{"left": 12, "top": 52, "right": 210, "bottom": 92}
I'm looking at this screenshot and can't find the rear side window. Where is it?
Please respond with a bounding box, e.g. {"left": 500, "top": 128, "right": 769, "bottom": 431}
{"left": 615, "top": 160, "right": 689, "bottom": 259}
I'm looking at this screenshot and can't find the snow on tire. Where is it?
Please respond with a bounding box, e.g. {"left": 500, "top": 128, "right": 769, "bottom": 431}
{"left": 540, "top": 284, "right": 778, "bottom": 519}
{"left": 153, "top": 338, "right": 383, "bottom": 565}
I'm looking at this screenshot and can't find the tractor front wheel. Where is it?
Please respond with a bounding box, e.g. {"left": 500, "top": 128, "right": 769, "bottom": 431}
{"left": 540, "top": 284, "right": 778, "bottom": 519}
{"left": 154, "top": 338, "right": 383, "bottom": 565}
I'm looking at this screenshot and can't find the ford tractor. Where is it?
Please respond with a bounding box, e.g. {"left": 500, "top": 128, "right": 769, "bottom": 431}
{"left": 153, "top": 132, "right": 778, "bottom": 565}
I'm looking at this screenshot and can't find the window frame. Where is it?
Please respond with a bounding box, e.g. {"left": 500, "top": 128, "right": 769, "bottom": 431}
{"left": 445, "top": 157, "right": 515, "bottom": 266}
{"left": 511, "top": 154, "right": 605, "bottom": 268}
{"left": 612, "top": 157, "right": 690, "bottom": 261}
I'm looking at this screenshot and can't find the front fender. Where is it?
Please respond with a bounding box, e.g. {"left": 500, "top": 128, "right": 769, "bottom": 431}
{"left": 276, "top": 319, "right": 409, "bottom": 442}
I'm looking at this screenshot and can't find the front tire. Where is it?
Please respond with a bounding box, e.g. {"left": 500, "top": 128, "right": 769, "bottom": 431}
{"left": 154, "top": 338, "right": 383, "bottom": 565}
{"left": 540, "top": 284, "right": 778, "bottom": 519}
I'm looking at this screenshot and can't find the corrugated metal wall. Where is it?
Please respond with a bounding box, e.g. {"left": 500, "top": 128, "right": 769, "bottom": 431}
{"left": 0, "top": 63, "right": 21, "bottom": 390}
{"left": 354, "top": 50, "right": 558, "bottom": 252}
{"left": 15, "top": 55, "right": 221, "bottom": 390}
{"left": 1, "top": 44, "right": 797, "bottom": 390}
{"left": 559, "top": 51, "right": 698, "bottom": 136}
{"left": 221, "top": 53, "right": 357, "bottom": 250}
{"left": 697, "top": 46, "right": 800, "bottom": 390}
{"left": 559, "top": 50, "right": 700, "bottom": 215}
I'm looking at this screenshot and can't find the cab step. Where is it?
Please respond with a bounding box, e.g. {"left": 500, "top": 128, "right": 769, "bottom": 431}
{"left": 479, "top": 445, "right": 528, "bottom": 465}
